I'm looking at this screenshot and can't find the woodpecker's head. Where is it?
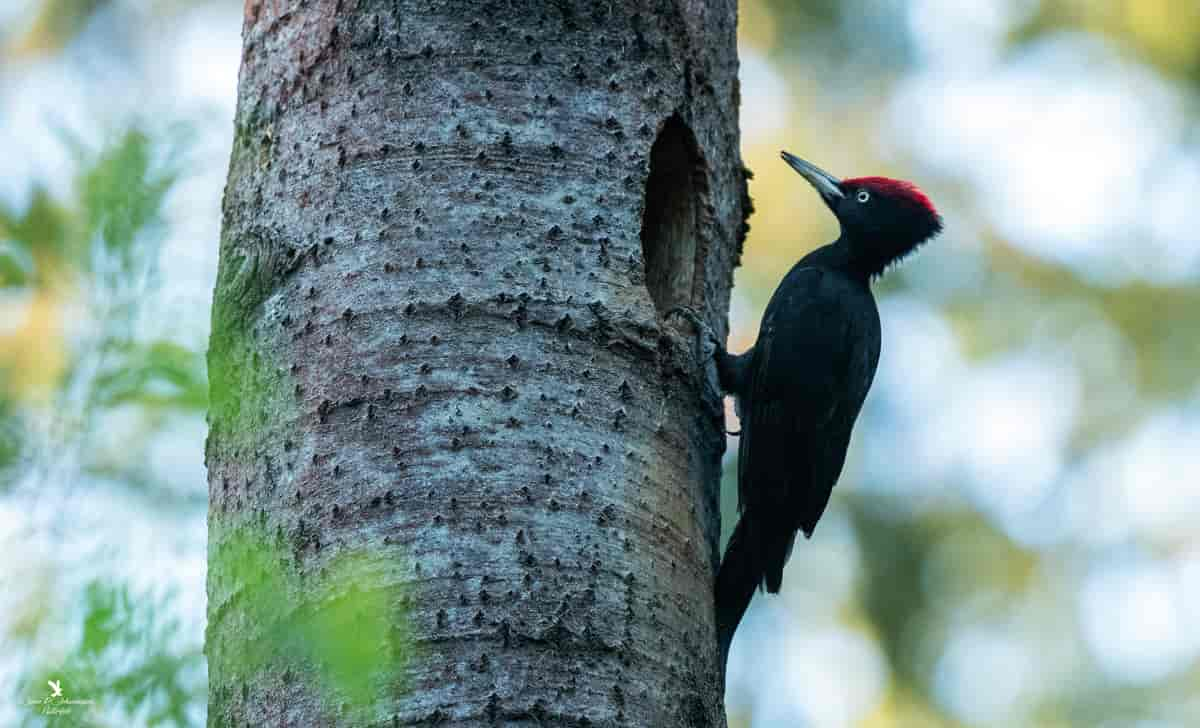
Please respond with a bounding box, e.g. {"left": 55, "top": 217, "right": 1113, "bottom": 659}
{"left": 781, "top": 151, "right": 942, "bottom": 277}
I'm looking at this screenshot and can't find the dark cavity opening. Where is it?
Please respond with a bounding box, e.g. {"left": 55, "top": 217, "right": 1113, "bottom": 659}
{"left": 641, "top": 116, "right": 704, "bottom": 315}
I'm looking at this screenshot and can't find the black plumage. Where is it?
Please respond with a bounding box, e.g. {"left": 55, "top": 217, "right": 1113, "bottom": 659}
{"left": 709, "top": 152, "right": 944, "bottom": 673}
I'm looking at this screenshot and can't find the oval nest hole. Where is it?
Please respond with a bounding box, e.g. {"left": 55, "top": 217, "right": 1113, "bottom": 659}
{"left": 640, "top": 115, "right": 707, "bottom": 315}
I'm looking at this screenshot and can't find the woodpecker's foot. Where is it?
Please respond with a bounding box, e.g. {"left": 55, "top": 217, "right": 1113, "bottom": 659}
{"left": 666, "top": 306, "right": 721, "bottom": 353}
{"left": 666, "top": 306, "right": 726, "bottom": 423}
{"left": 666, "top": 305, "right": 723, "bottom": 377}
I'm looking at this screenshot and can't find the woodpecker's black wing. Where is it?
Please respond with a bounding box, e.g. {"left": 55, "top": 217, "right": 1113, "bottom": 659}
{"left": 737, "top": 264, "right": 880, "bottom": 590}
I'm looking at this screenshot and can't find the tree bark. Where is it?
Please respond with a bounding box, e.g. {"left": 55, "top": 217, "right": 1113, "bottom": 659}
{"left": 206, "top": 1, "right": 747, "bottom": 726}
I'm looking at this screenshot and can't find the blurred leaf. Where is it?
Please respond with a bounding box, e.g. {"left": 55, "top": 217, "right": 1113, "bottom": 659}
{"left": 846, "top": 495, "right": 944, "bottom": 697}
{"left": 0, "top": 241, "right": 35, "bottom": 288}
{"left": 5, "top": 0, "right": 114, "bottom": 60}
{"left": 20, "top": 581, "right": 203, "bottom": 728}
{"left": 0, "top": 290, "right": 68, "bottom": 401}
{"left": 1, "top": 126, "right": 185, "bottom": 406}
{"left": 1, "top": 124, "right": 194, "bottom": 499}
{"left": 969, "top": 240, "right": 1200, "bottom": 399}
{"left": 758, "top": 0, "right": 843, "bottom": 54}
{"left": 1009, "top": 0, "right": 1200, "bottom": 88}
{"left": 80, "top": 581, "right": 128, "bottom": 656}
{"left": 847, "top": 496, "right": 1035, "bottom": 705}
{"left": 91, "top": 340, "right": 208, "bottom": 411}
{"left": 0, "top": 187, "right": 72, "bottom": 288}
{"left": 208, "top": 529, "right": 412, "bottom": 720}
{"left": 68, "top": 127, "right": 179, "bottom": 273}
{"left": 759, "top": 0, "right": 915, "bottom": 71}
{"left": 0, "top": 387, "right": 24, "bottom": 488}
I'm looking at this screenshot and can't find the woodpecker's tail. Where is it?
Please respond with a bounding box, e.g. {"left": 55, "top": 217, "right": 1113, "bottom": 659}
{"left": 715, "top": 516, "right": 759, "bottom": 677}
{"left": 715, "top": 514, "right": 798, "bottom": 677}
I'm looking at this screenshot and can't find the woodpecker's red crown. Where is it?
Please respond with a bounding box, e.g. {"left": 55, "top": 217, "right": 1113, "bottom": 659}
{"left": 780, "top": 151, "right": 943, "bottom": 277}
{"left": 841, "top": 177, "right": 938, "bottom": 220}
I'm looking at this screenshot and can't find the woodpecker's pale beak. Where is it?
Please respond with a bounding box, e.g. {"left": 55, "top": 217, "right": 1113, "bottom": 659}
{"left": 781, "top": 151, "right": 845, "bottom": 207}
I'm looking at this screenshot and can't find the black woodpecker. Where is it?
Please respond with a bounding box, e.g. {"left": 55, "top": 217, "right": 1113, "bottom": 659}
{"left": 682, "top": 152, "right": 943, "bottom": 674}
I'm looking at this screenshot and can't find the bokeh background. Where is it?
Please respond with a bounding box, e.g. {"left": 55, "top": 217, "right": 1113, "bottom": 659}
{"left": 2, "top": 1, "right": 1198, "bottom": 726}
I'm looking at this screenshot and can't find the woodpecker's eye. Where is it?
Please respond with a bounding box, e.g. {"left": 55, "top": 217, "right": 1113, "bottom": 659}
{"left": 856, "top": 189, "right": 870, "bottom": 203}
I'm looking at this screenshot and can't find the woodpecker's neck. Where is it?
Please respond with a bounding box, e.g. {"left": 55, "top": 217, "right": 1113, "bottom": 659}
{"left": 836, "top": 233, "right": 928, "bottom": 281}
{"left": 797, "top": 240, "right": 862, "bottom": 282}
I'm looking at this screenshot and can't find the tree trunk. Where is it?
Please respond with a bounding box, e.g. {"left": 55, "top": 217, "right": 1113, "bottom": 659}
{"left": 206, "top": 1, "right": 747, "bottom": 726}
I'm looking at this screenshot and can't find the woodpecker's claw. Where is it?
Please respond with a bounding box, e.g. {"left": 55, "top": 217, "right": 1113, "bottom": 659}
{"left": 666, "top": 306, "right": 721, "bottom": 351}
{"left": 665, "top": 305, "right": 701, "bottom": 328}
{"left": 666, "top": 306, "right": 727, "bottom": 425}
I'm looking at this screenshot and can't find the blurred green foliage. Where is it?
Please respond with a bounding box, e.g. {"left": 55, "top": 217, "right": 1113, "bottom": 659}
{"left": 20, "top": 583, "right": 203, "bottom": 728}
{"left": 2, "top": 0, "right": 114, "bottom": 60}
{"left": 0, "top": 128, "right": 179, "bottom": 287}
{"left": 0, "top": 127, "right": 205, "bottom": 486}
{"left": 0, "top": 391, "right": 22, "bottom": 475}
{"left": 69, "top": 128, "right": 180, "bottom": 275}
{"left": 1011, "top": 0, "right": 1200, "bottom": 88}
{"left": 0, "top": 189, "right": 66, "bottom": 288}
{"left": 0, "top": 89, "right": 208, "bottom": 728}
{"left": 207, "top": 529, "right": 412, "bottom": 720}
{"left": 88, "top": 340, "right": 208, "bottom": 413}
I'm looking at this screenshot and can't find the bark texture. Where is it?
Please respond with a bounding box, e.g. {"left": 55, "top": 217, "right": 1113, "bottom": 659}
{"left": 206, "top": 1, "right": 747, "bottom": 725}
